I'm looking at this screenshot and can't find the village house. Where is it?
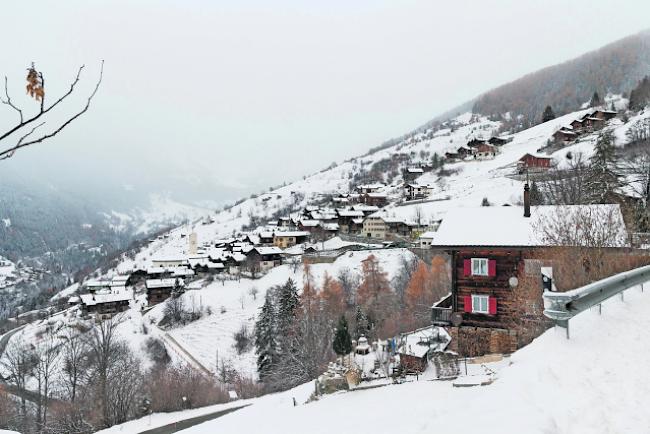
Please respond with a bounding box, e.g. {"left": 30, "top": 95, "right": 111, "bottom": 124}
{"left": 336, "top": 208, "right": 366, "bottom": 233}
{"left": 361, "top": 192, "right": 388, "bottom": 207}
{"left": 488, "top": 136, "right": 509, "bottom": 146}
{"left": 245, "top": 246, "right": 284, "bottom": 272}
{"left": 444, "top": 151, "right": 461, "bottom": 161}
{"left": 552, "top": 128, "right": 578, "bottom": 143}
{"left": 456, "top": 146, "right": 474, "bottom": 159}
{"left": 404, "top": 183, "right": 434, "bottom": 201}
{"left": 569, "top": 118, "right": 584, "bottom": 132}
{"left": 466, "top": 138, "right": 486, "bottom": 148}
{"left": 362, "top": 215, "right": 387, "bottom": 239}
{"left": 474, "top": 143, "right": 497, "bottom": 160}
{"left": 352, "top": 204, "right": 380, "bottom": 216}
{"left": 146, "top": 278, "right": 182, "bottom": 305}
{"left": 273, "top": 230, "right": 310, "bottom": 248}
{"left": 222, "top": 252, "right": 246, "bottom": 274}
{"left": 429, "top": 185, "right": 629, "bottom": 357}
{"left": 356, "top": 183, "right": 385, "bottom": 194}
{"left": 79, "top": 291, "right": 132, "bottom": 316}
{"left": 517, "top": 153, "right": 552, "bottom": 174}
{"left": 403, "top": 167, "right": 424, "bottom": 182}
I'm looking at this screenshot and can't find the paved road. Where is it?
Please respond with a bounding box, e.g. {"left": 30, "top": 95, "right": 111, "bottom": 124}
{"left": 137, "top": 404, "right": 249, "bottom": 434}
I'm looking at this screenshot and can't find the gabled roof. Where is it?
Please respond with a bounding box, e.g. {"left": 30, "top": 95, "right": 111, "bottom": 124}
{"left": 251, "top": 246, "right": 283, "bottom": 256}
{"left": 432, "top": 205, "right": 627, "bottom": 247}
{"left": 80, "top": 291, "right": 132, "bottom": 306}
{"left": 146, "top": 278, "right": 181, "bottom": 289}
{"left": 274, "top": 230, "right": 310, "bottom": 237}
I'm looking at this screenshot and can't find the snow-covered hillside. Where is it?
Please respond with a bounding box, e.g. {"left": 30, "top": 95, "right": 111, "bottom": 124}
{"left": 180, "top": 284, "right": 650, "bottom": 434}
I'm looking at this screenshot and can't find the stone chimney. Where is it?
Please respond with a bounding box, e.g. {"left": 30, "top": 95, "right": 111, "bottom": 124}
{"left": 523, "top": 183, "right": 531, "bottom": 218}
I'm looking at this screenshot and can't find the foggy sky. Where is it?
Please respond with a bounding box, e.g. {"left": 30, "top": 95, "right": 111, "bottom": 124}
{"left": 1, "top": 0, "right": 649, "bottom": 205}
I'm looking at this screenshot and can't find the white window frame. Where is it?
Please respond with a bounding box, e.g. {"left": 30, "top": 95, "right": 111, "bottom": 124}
{"left": 471, "top": 258, "right": 489, "bottom": 276}
{"left": 472, "top": 294, "right": 489, "bottom": 314}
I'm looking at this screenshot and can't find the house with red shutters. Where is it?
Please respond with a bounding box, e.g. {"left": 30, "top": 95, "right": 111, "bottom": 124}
{"left": 429, "top": 185, "right": 629, "bottom": 357}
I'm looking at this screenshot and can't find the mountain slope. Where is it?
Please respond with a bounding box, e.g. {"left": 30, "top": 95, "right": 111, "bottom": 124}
{"left": 471, "top": 29, "right": 650, "bottom": 126}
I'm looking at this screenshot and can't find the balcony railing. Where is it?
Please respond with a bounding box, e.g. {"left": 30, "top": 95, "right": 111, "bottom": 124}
{"left": 431, "top": 307, "right": 453, "bottom": 325}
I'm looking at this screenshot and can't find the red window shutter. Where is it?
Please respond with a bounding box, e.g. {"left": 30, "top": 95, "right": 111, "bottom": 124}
{"left": 489, "top": 297, "right": 497, "bottom": 315}
{"left": 488, "top": 259, "right": 497, "bottom": 277}
{"left": 463, "top": 295, "right": 472, "bottom": 313}
{"left": 463, "top": 259, "right": 471, "bottom": 276}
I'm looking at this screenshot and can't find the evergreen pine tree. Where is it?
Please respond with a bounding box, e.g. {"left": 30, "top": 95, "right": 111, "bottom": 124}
{"left": 354, "top": 306, "right": 368, "bottom": 339}
{"left": 542, "top": 105, "right": 555, "bottom": 123}
{"left": 275, "top": 278, "right": 299, "bottom": 357}
{"left": 591, "top": 91, "right": 601, "bottom": 107}
{"left": 254, "top": 291, "right": 278, "bottom": 380}
{"left": 529, "top": 181, "right": 544, "bottom": 205}
{"left": 332, "top": 316, "right": 352, "bottom": 361}
{"left": 587, "top": 130, "right": 622, "bottom": 203}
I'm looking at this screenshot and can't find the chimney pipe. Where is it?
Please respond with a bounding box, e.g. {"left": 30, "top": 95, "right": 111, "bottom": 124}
{"left": 523, "top": 183, "right": 531, "bottom": 218}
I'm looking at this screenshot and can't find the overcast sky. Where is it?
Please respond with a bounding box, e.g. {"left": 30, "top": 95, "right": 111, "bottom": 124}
{"left": 1, "top": 0, "right": 649, "bottom": 204}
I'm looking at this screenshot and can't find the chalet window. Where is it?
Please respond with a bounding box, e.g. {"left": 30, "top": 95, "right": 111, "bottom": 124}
{"left": 471, "top": 258, "right": 489, "bottom": 276}
{"left": 471, "top": 294, "right": 489, "bottom": 314}
{"left": 464, "top": 258, "right": 497, "bottom": 277}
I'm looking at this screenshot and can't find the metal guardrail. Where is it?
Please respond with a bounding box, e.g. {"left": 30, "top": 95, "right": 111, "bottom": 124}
{"left": 543, "top": 265, "right": 650, "bottom": 338}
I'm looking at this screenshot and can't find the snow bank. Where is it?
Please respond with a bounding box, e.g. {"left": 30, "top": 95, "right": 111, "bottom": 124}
{"left": 182, "top": 285, "right": 650, "bottom": 434}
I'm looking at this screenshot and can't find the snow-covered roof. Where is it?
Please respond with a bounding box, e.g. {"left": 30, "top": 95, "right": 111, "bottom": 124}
{"left": 80, "top": 291, "right": 132, "bottom": 306}
{"left": 252, "top": 247, "right": 283, "bottom": 255}
{"left": 432, "top": 205, "right": 627, "bottom": 247}
{"left": 407, "top": 167, "right": 424, "bottom": 173}
{"left": 337, "top": 209, "right": 365, "bottom": 217}
{"left": 146, "top": 278, "right": 182, "bottom": 289}
{"left": 419, "top": 231, "right": 437, "bottom": 240}
{"left": 274, "top": 231, "right": 310, "bottom": 237}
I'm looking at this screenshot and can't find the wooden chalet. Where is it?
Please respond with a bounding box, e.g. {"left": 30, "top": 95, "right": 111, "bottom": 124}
{"left": 517, "top": 153, "right": 552, "bottom": 174}
{"left": 429, "top": 186, "right": 629, "bottom": 357}
{"left": 445, "top": 151, "right": 460, "bottom": 161}
{"left": 552, "top": 128, "right": 577, "bottom": 143}
{"left": 569, "top": 119, "right": 584, "bottom": 131}
{"left": 590, "top": 109, "right": 617, "bottom": 121}
{"left": 474, "top": 143, "right": 497, "bottom": 160}
{"left": 404, "top": 183, "right": 433, "bottom": 201}
{"left": 403, "top": 167, "right": 424, "bottom": 182}
{"left": 361, "top": 192, "right": 388, "bottom": 208}
{"left": 245, "top": 247, "right": 283, "bottom": 271}
{"left": 466, "top": 138, "right": 486, "bottom": 148}
{"left": 79, "top": 291, "right": 132, "bottom": 316}
{"left": 488, "top": 137, "right": 508, "bottom": 146}
{"left": 146, "top": 278, "right": 182, "bottom": 305}
{"left": 336, "top": 209, "right": 365, "bottom": 233}
{"left": 456, "top": 146, "right": 474, "bottom": 158}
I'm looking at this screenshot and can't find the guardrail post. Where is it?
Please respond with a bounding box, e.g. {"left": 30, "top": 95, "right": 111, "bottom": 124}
{"left": 598, "top": 304, "right": 601, "bottom": 315}
{"left": 620, "top": 291, "right": 625, "bottom": 302}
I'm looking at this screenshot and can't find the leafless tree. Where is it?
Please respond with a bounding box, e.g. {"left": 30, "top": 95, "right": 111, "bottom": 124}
{"left": 538, "top": 152, "right": 590, "bottom": 205}
{"left": 337, "top": 267, "right": 359, "bottom": 307}
{"left": 533, "top": 205, "right": 628, "bottom": 248}
{"left": 86, "top": 317, "right": 122, "bottom": 428}
{"left": 0, "top": 61, "right": 104, "bottom": 161}
{"left": 33, "top": 329, "right": 61, "bottom": 428}
{"left": 249, "top": 286, "right": 259, "bottom": 300}
{"left": 0, "top": 338, "right": 36, "bottom": 418}
{"left": 60, "top": 327, "right": 90, "bottom": 403}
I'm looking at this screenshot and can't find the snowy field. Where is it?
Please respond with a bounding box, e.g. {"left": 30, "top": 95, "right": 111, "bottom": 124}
{"left": 143, "top": 248, "right": 417, "bottom": 378}
{"left": 179, "top": 285, "right": 650, "bottom": 434}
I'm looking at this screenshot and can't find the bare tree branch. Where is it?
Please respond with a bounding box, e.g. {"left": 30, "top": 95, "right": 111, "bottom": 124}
{"left": 0, "top": 61, "right": 103, "bottom": 161}
{"left": 0, "top": 76, "right": 24, "bottom": 123}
